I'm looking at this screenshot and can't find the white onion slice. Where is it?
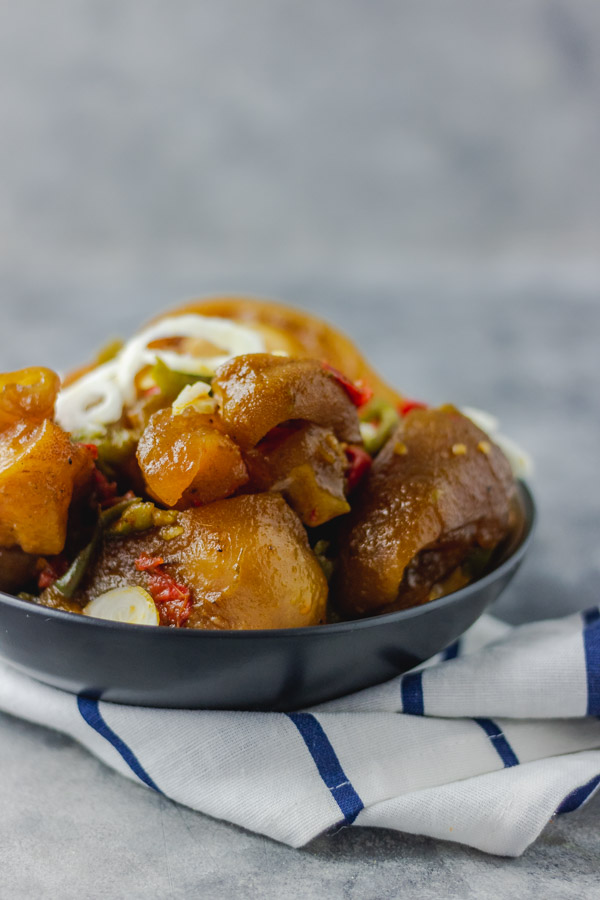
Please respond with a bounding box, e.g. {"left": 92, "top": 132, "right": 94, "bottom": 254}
{"left": 55, "top": 360, "right": 121, "bottom": 433}
{"left": 116, "top": 315, "right": 265, "bottom": 404}
{"left": 55, "top": 313, "right": 266, "bottom": 433}
{"left": 83, "top": 586, "right": 159, "bottom": 625}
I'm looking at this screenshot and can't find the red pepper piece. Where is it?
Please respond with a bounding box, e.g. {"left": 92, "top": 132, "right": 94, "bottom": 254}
{"left": 135, "top": 554, "right": 165, "bottom": 571}
{"left": 91, "top": 468, "right": 135, "bottom": 509}
{"left": 322, "top": 362, "right": 373, "bottom": 408}
{"left": 134, "top": 554, "right": 191, "bottom": 627}
{"left": 345, "top": 445, "right": 372, "bottom": 492}
{"left": 398, "top": 398, "right": 428, "bottom": 417}
{"left": 147, "top": 570, "right": 191, "bottom": 627}
{"left": 79, "top": 443, "right": 99, "bottom": 459}
{"left": 92, "top": 467, "right": 119, "bottom": 507}
{"left": 307, "top": 508, "right": 319, "bottom": 525}
{"left": 37, "top": 556, "right": 69, "bottom": 590}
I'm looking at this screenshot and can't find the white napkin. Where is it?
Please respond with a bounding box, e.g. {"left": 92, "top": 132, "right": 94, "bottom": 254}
{"left": 0, "top": 607, "right": 598, "bottom": 856}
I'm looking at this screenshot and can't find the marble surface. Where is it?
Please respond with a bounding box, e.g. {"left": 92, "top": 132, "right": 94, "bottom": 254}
{"left": 1, "top": 1, "right": 599, "bottom": 896}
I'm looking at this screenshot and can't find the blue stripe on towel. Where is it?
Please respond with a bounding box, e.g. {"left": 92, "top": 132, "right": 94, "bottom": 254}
{"left": 583, "top": 607, "right": 600, "bottom": 626}
{"left": 401, "top": 671, "right": 424, "bottom": 715}
{"left": 286, "top": 712, "right": 364, "bottom": 825}
{"left": 77, "top": 696, "right": 162, "bottom": 793}
{"left": 442, "top": 640, "right": 461, "bottom": 661}
{"left": 556, "top": 773, "right": 600, "bottom": 815}
{"left": 474, "top": 717, "right": 519, "bottom": 768}
{"left": 582, "top": 609, "right": 600, "bottom": 715}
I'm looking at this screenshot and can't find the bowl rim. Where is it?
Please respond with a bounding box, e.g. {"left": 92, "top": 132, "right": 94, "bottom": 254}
{"left": 0, "top": 480, "right": 535, "bottom": 640}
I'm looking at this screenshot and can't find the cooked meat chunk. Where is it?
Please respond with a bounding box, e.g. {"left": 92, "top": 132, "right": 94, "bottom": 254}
{"left": 76, "top": 494, "right": 327, "bottom": 629}
{"left": 212, "top": 354, "right": 361, "bottom": 448}
{"left": 246, "top": 422, "right": 350, "bottom": 526}
{"left": 137, "top": 407, "right": 248, "bottom": 508}
{"left": 0, "top": 367, "right": 94, "bottom": 556}
{"left": 333, "top": 406, "right": 515, "bottom": 616}
{"left": 0, "top": 419, "right": 93, "bottom": 555}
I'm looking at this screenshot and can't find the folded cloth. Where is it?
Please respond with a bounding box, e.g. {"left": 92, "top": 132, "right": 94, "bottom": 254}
{"left": 0, "top": 607, "right": 598, "bottom": 856}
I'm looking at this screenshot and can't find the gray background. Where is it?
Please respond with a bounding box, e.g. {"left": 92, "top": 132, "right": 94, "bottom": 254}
{"left": 0, "top": 1, "right": 599, "bottom": 897}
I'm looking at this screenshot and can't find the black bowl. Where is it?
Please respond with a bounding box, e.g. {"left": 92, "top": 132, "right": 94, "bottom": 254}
{"left": 0, "top": 482, "right": 535, "bottom": 710}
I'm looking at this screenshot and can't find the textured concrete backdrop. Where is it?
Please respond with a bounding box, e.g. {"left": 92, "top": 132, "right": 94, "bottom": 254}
{"left": 0, "top": 2, "right": 599, "bottom": 897}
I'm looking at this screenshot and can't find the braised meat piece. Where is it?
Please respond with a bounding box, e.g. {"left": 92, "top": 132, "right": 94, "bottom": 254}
{"left": 212, "top": 353, "right": 361, "bottom": 448}
{"left": 245, "top": 422, "right": 351, "bottom": 527}
{"left": 333, "top": 405, "right": 515, "bottom": 616}
{"left": 74, "top": 494, "right": 327, "bottom": 629}
{"left": 137, "top": 407, "right": 248, "bottom": 508}
{"left": 0, "top": 367, "right": 94, "bottom": 555}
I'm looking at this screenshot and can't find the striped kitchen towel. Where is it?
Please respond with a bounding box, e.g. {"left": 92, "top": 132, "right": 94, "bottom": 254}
{"left": 0, "top": 607, "right": 598, "bottom": 856}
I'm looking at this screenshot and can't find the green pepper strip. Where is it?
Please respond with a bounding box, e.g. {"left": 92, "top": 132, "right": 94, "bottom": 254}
{"left": 51, "top": 498, "right": 139, "bottom": 599}
{"left": 359, "top": 397, "right": 400, "bottom": 455}
{"left": 99, "top": 497, "right": 138, "bottom": 526}
{"left": 105, "top": 501, "right": 178, "bottom": 538}
{"left": 53, "top": 528, "right": 101, "bottom": 599}
{"left": 150, "top": 358, "right": 213, "bottom": 400}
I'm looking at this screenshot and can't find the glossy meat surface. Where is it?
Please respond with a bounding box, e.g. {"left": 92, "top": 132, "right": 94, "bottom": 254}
{"left": 0, "top": 367, "right": 60, "bottom": 429}
{"left": 0, "top": 367, "right": 95, "bottom": 556}
{"left": 0, "top": 419, "right": 93, "bottom": 555}
{"left": 137, "top": 408, "right": 248, "bottom": 507}
{"left": 212, "top": 353, "right": 361, "bottom": 448}
{"left": 77, "top": 494, "right": 328, "bottom": 629}
{"left": 334, "top": 406, "right": 515, "bottom": 616}
{"left": 246, "top": 422, "right": 350, "bottom": 526}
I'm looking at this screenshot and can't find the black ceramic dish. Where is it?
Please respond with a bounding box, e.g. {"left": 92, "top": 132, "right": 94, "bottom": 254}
{"left": 0, "top": 481, "right": 535, "bottom": 711}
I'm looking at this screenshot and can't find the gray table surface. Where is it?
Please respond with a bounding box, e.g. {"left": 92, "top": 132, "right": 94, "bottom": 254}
{"left": 1, "top": 2, "right": 599, "bottom": 897}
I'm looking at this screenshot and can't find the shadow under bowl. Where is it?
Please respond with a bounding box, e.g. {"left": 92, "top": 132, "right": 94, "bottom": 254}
{"left": 0, "top": 482, "right": 535, "bottom": 710}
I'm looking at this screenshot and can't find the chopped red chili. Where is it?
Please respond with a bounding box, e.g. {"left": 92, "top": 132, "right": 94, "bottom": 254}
{"left": 92, "top": 467, "right": 119, "bottom": 507}
{"left": 91, "top": 467, "right": 136, "bottom": 509}
{"left": 79, "top": 442, "right": 99, "bottom": 459}
{"left": 398, "top": 398, "right": 428, "bottom": 417}
{"left": 134, "top": 553, "right": 191, "bottom": 627}
{"left": 345, "top": 445, "right": 372, "bottom": 492}
{"left": 322, "top": 362, "right": 373, "bottom": 408}
{"left": 135, "top": 554, "right": 165, "bottom": 571}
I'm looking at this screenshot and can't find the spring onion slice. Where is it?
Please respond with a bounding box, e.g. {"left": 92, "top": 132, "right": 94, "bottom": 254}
{"left": 56, "top": 314, "right": 265, "bottom": 433}
{"left": 83, "top": 586, "right": 159, "bottom": 626}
